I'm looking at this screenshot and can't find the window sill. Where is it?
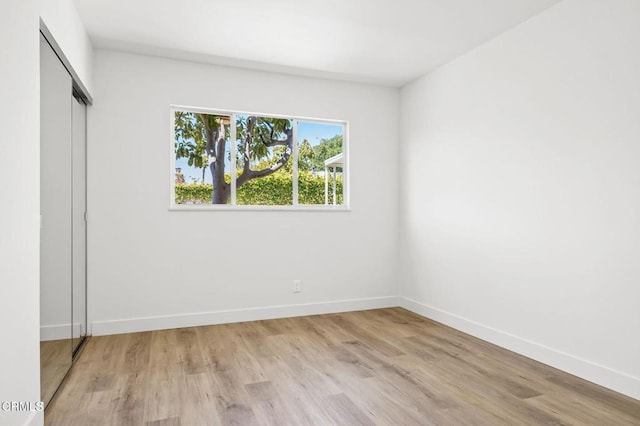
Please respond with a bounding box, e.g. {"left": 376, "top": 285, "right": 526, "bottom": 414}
{"left": 169, "top": 205, "right": 351, "bottom": 212}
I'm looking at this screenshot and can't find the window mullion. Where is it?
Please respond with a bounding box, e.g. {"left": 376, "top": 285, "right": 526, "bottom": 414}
{"left": 230, "top": 114, "right": 237, "bottom": 205}
{"left": 292, "top": 120, "right": 299, "bottom": 206}
{"left": 342, "top": 122, "right": 348, "bottom": 207}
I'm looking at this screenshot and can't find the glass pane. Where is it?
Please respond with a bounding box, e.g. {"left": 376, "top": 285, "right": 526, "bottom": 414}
{"left": 174, "top": 111, "right": 231, "bottom": 205}
{"left": 236, "top": 114, "right": 293, "bottom": 206}
{"left": 297, "top": 121, "right": 344, "bottom": 205}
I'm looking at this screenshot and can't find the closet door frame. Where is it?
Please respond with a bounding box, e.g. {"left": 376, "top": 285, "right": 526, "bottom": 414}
{"left": 40, "top": 20, "right": 93, "bottom": 105}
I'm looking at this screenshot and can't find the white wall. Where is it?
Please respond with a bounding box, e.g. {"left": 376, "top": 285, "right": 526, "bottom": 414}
{"left": 88, "top": 51, "right": 400, "bottom": 334}
{"left": 0, "top": 1, "right": 42, "bottom": 425}
{"left": 40, "top": 0, "right": 93, "bottom": 94}
{"left": 400, "top": 0, "right": 640, "bottom": 399}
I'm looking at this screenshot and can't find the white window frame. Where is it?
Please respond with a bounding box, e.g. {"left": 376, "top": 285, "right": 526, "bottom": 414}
{"left": 169, "top": 105, "right": 350, "bottom": 211}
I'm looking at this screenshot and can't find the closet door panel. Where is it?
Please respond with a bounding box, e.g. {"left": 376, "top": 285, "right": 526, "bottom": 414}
{"left": 40, "top": 34, "right": 73, "bottom": 407}
{"left": 72, "top": 98, "right": 87, "bottom": 353}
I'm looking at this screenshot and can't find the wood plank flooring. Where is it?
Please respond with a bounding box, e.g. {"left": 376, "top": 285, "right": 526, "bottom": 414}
{"left": 45, "top": 308, "right": 640, "bottom": 425}
{"left": 40, "top": 339, "right": 72, "bottom": 407}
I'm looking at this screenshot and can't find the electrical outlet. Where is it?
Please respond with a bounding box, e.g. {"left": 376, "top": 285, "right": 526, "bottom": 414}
{"left": 293, "top": 280, "right": 301, "bottom": 293}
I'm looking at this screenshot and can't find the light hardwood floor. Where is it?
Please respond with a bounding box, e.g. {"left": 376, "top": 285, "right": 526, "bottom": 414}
{"left": 40, "top": 339, "right": 72, "bottom": 408}
{"left": 45, "top": 308, "right": 640, "bottom": 425}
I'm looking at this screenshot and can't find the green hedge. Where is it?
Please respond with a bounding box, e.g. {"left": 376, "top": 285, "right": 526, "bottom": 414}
{"left": 175, "top": 172, "right": 343, "bottom": 205}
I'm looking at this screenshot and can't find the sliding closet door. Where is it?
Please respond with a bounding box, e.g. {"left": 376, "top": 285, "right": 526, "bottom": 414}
{"left": 72, "top": 97, "right": 87, "bottom": 353}
{"left": 40, "top": 34, "right": 73, "bottom": 407}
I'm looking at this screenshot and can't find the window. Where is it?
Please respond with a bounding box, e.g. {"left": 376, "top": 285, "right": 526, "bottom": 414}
{"left": 172, "top": 107, "right": 348, "bottom": 209}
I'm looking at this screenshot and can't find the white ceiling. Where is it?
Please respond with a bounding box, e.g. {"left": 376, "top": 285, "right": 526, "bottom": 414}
{"left": 73, "top": 0, "right": 561, "bottom": 87}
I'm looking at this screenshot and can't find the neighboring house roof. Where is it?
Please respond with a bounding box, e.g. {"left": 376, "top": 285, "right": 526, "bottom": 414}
{"left": 324, "top": 153, "right": 343, "bottom": 168}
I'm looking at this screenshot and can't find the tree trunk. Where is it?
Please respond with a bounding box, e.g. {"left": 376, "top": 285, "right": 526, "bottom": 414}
{"left": 200, "top": 114, "right": 231, "bottom": 204}
{"left": 207, "top": 121, "right": 230, "bottom": 204}
{"left": 211, "top": 162, "right": 229, "bottom": 204}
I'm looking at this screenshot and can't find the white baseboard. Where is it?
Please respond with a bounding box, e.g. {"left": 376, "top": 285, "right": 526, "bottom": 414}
{"left": 400, "top": 297, "right": 640, "bottom": 401}
{"left": 91, "top": 296, "right": 401, "bottom": 336}
{"left": 40, "top": 323, "right": 83, "bottom": 342}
